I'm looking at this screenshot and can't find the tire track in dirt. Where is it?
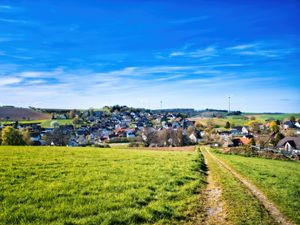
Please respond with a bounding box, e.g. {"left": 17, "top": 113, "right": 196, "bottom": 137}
{"left": 205, "top": 148, "right": 295, "bottom": 225}
{"left": 202, "top": 155, "right": 230, "bottom": 225}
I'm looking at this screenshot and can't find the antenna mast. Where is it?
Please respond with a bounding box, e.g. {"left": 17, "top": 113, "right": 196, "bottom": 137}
{"left": 228, "top": 96, "right": 231, "bottom": 114}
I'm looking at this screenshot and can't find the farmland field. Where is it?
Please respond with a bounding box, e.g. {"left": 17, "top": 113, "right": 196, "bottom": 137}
{"left": 190, "top": 113, "right": 300, "bottom": 128}
{"left": 214, "top": 152, "right": 300, "bottom": 224}
{"left": 0, "top": 146, "right": 206, "bottom": 225}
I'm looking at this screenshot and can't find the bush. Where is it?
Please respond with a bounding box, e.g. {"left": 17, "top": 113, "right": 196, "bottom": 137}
{"left": 128, "top": 142, "right": 145, "bottom": 147}
{"left": 109, "top": 137, "right": 136, "bottom": 143}
{"left": 1, "top": 126, "right": 26, "bottom": 146}
{"left": 93, "top": 143, "right": 110, "bottom": 148}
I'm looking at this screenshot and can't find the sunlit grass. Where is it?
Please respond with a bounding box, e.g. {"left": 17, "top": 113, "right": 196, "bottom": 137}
{"left": 0, "top": 146, "right": 206, "bottom": 225}
{"left": 215, "top": 152, "right": 300, "bottom": 224}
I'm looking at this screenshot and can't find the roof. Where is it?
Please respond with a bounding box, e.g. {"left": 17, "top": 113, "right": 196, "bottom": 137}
{"left": 277, "top": 137, "right": 300, "bottom": 149}
{"left": 240, "top": 137, "right": 251, "bottom": 145}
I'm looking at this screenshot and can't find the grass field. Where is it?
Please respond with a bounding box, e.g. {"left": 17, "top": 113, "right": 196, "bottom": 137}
{"left": 0, "top": 146, "right": 206, "bottom": 225}
{"left": 192, "top": 113, "right": 300, "bottom": 128}
{"left": 40, "top": 119, "right": 74, "bottom": 128}
{"left": 202, "top": 148, "right": 276, "bottom": 225}
{"left": 214, "top": 152, "right": 300, "bottom": 224}
{"left": 0, "top": 119, "right": 73, "bottom": 128}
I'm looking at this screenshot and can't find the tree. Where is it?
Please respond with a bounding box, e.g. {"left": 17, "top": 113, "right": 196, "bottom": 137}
{"left": 51, "top": 121, "right": 59, "bottom": 128}
{"left": 284, "top": 129, "right": 297, "bottom": 137}
{"left": 68, "top": 109, "right": 77, "bottom": 119}
{"left": 224, "top": 121, "right": 231, "bottom": 129}
{"left": 206, "top": 119, "right": 216, "bottom": 129}
{"left": 1, "top": 126, "right": 25, "bottom": 146}
{"left": 88, "top": 108, "right": 94, "bottom": 116}
{"left": 247, "top": 120, "right": 261, "bottom": 134}
{"left": 270, "top": 132, "right": 284, "bottom": 146}
{"left": 187, "top": 125, "right": 195, "bottom": 136}
{"left": 72, "top": 115, "right": 82, "bottom": 128}
{"left": 42, "top": 128, "right": 70, "bottom": 146}
{"left": 21, "top": 129, "right": 32, "bottom": 145}
{"left": 195, "top": 121, "right": 204, "bottom": 130}
{"left": 248, "top": 138, "right": 256, "bottom": 146}
{"left": 269, "top": 121, "right": 279, "bottom": 133}
{"left": 289, "top": 116, "right": 296, "bottom": 123}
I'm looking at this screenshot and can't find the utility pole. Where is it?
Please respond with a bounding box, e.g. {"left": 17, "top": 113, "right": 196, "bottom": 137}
{"left": 228, "top": 96, "right": 231, "bottom": 114}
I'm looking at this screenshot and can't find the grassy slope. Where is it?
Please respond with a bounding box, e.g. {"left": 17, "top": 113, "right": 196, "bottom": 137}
{"left": 202, "top": 148, "right": 276, "bottom": 225}
{"left": 244, "top": 113, "right": 300, "bottom": 121}
{"left": 40, "top": 119, "right": 73, "bottom": 128}
{"left": 215, "top": 153, "right": 300, "bottom": 224}
{"left": 193, "top": 113, "right": 300, "bottom": 128}
{"left": 0, "top": 146, "right": 206, "bottom": 225}
{"left": 0, "top": 119, "right": 73, "bottom": 128}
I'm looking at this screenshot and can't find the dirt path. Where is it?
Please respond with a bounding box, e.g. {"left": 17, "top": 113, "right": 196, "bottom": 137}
{"left": 202, "top": 156, "right": 230, "bottom": 225}
{"left": 205, "top": 148, "right": 295, "bottom": 225}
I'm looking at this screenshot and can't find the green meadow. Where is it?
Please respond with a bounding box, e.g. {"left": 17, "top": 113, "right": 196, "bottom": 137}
{"left": 215, "top": 152, "right": 300, "bottom": 224}
{"left": 0, "top": 146, "right": 206, "bottom": 225}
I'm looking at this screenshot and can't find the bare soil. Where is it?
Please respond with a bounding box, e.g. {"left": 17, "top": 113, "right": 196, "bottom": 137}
{"left": 202, "top": 156, "right": 230, "bottom": 225}
{"left": 0, "top": 107, "right": 50, "bottom": 121}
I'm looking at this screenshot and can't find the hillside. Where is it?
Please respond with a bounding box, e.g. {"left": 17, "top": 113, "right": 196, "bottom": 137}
{"left": 0, "top": 107, "right": 51, "bottom": 121}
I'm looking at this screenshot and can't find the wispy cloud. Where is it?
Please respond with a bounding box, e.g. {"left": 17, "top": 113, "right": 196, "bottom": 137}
{"left": 237, "top": 50, "right": 278, "bottom": 57}
{"left": 0, "top": 18, "right": 30, "bottom": 24}
{"left": 0, "top": 77, "right": 22, "bottom": 86}
{"left": 0, "top": 64, "right": 297, "bottom": 111}
{"left": 226, "top": 44, "right": 258, "bottom": 50}
{"left": 226, "top": 42, "right": 294, "bottom": 58}
{"left": 169, "top": 46, "right": 217, "bottom": 58}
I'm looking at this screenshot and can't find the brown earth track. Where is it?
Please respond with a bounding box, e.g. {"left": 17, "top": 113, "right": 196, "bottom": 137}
{"left": 201, "top": 155, "right": 230, "bottom": 225}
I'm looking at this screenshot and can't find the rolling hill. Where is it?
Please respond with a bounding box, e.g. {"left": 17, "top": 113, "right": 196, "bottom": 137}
{"left": 0, "top": 106, "right": 51, "bottom": 121}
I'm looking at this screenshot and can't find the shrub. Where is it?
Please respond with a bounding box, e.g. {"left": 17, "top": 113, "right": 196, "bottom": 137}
{"left": 93, "top": 143, "right": 110, "bottom": 148}
{"left": 1, "top": 126, "right": 26, "bottom": 146}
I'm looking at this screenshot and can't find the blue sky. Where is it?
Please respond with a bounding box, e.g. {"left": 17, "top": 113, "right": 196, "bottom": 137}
{"left": 0, "top": 0, "right": 299, "bottom": 112}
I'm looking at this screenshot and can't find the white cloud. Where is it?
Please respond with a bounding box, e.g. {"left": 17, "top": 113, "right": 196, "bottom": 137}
{"left": 0, "top": 77, "right": 22, "bottom": 86}
{"left": 169, "top": 46, "right": 217, "bottom": 58}
{"left": 0, "top": 65, "right": 298, "bottom": 112}
{"left": 226, "top": 44, "right": 258, "bottom": 50}
{"left": 237, "top": 50, "right": 278, "bottom": 57}
{"left": 226, "top": 42, "right": 294, "bottom": 58}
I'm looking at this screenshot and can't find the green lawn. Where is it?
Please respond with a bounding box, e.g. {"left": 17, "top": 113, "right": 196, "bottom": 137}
{"left": 0, "top": 146, "right": 206, "bottom": 225}
{"left": 40, "top": 119, "right": 74, "bottom": 128}
{"left": 214, "top": 152, "right": 300, "bottom": 224}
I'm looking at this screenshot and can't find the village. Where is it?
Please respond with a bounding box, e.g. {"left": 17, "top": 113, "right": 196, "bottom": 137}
{"left": 0, "top": 106, "right": 299, "bottom": 160}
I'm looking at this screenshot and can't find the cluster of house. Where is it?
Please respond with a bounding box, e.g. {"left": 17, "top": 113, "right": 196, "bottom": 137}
{"left": 214, "top": 121, "right": 300, "bottom": 155}
{"left": 0, "top": 110, "right": 199, "bottom": 147}
{"left": 1, "top": 108, "right": 299, "bottom": 155}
